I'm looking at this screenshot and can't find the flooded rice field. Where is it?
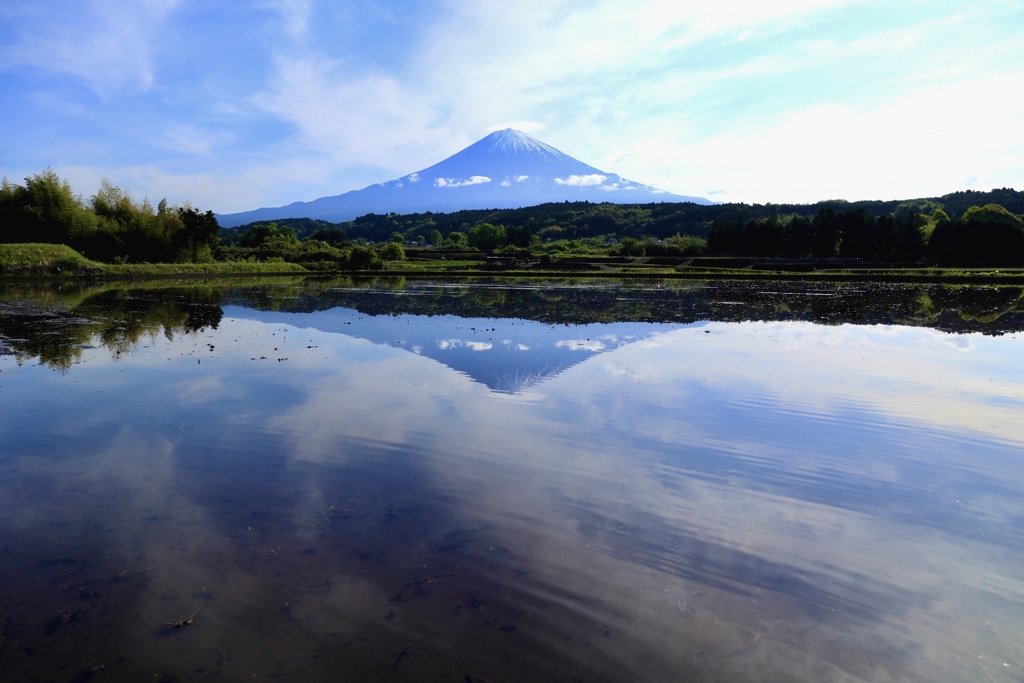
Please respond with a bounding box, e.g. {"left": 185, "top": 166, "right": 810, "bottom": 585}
{"left": 2, "top": 277, "right": 1024, "bottom": 682}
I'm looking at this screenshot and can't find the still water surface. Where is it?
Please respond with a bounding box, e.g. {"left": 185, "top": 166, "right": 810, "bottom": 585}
{"left": 2, "top": 278, "right": 1024, "bottom": 682}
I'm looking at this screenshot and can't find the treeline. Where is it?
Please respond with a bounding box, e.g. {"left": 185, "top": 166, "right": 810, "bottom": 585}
{"left": 228, "top": 193, "right": 1024, "bottom": 265}
{"left": 226, "top": 189, "right": 1024, "bottom": 263}
{"left": 222, "top": 279, "right": 1024, "bottom": 336}
{"left": 0, "top": 171, "right": 387, "bottom": 270}
{"left": 287, "top": 188, "right": 1024, "bottom": 245}
{"left": 708, "top": 208, "right": 926, "bottom": 261}
{"left": 215, "top": 220, "right": 393, "bottom": 271}
{"left": 5, "top": 169, "right": 1024, "bottom": 267}
{"left": 708, "top": 204, "right": 1024, "bottom": 265}
{"left": 1, "top": 169, "right": 218, "bottom": 263}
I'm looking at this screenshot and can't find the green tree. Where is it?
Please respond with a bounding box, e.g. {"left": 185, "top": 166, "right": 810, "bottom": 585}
{"left": 467, "top": 222, "right": 506, "bottom": 251}
{"left": 616, "top": 237, "right": 646, "bottom": 256}
{"left": 837, "top": 208, "right": 876, "bottom": 259}
{"left": 891, "top": 213, "right": 926, "bottom": 261}
{"left": 742, "top": 214, "right": 784, "bottom": 256}
{"left": 707, "top": 216, "right": 741, "bottom": 254}
{"left": 428, "top": 229, "right": 443, "bottom": 247}
{"left": 811, "top": 208, "right": 839, "bottom": 257}
{"left": 174, "top": 207, "right": 220, "bottom": 262}
{"left": 380, "top": 242, "right": 405, "bottom": 261}
{"left": 782, "top": 215, "right": 815, "bottom": 256}
{"left": 930, "top": 204, "right": 1024, "bottom": 265}
{"left": 347, "top": 244, "right": 382, "bottom": 270}
{"left": 446, "top": 231, "right": 468, "bottom": 248}
{"left": 90, "top": 180, "right": 178, "bottom": 262}
{"left": 0, "top": 169, "right": 95, "bottom": 245}
{"left": 308, "top": 228, "right": 348, "bottom": 246}
{"left": 239, "top": 222, "right": 298, "bottom": 247}
{"left": 505, "top": 223, "right": 533, "bottom": 248}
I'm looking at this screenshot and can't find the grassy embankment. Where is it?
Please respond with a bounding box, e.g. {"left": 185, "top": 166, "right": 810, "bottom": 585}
{"left": 382, "top": 253, "right": 1024, "bottom": 283}
{"left": 5, "top": 242, "right": 1024, "bottom": 283}
{"left": 0, "top": 244, "right": 308, "bottom": 278}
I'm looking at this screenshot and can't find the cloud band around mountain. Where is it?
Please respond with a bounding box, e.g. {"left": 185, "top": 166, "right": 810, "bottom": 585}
{"left": 434, "top": 175, "right": 492, "bottom": 188}
{"left": 555, "top": 174, "right": 607, "bottom": 187}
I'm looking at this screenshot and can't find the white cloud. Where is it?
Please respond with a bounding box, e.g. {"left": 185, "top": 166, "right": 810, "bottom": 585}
{"left": 555, "top": 174, "right": 607, "bottom": 187}
{"left": 673, "top": 72, "right": 1024, "bottom": 203}
{"left": 0, "top": 0, "right": 180, "bottom": 97}
{"left": 250, "top": 53, "right": 452, "bottom": 182}
{"left": 405, "top": 0, "right": 1023, "bottom": 202}
{"left": 434, "top": 175, "right": 491, "bottom": 188}
{"left": 161, "top": 124, "right": 235, "bottom": 157}
{"left": 256, "top": 0, "right": 312, "bottom": 39}
{"left": 4, "top": 0, "right": 1023, "bottom": 210}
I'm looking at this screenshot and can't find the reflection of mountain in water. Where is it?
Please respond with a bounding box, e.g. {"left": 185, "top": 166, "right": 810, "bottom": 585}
{"left": 224, "top": 279, "right": 1024, "bottom": 335}
{"left": 7, "top": 279, "right": 1024, "bottom": 375}
{"left": 226, "top": 304, "right": 685, "bottom": 393}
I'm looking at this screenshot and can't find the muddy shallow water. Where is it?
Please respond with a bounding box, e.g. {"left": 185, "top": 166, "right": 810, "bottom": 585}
{"left": 2, "top": 278, "right": 1024, "bottom": 682}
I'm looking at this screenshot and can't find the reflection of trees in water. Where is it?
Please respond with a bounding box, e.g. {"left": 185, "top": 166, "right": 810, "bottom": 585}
{"left": 0, "top": 304, "right": 91, "bottom": 371}
{"left": 928, "top": 286, "right": 1024, "bottom": 325}
{"left": 4, "top": 280, "right": 1024, "bottom": 373}
{"left": 0, "top": 287, "right": 223, "bottom": 371}
{"left": 229, "top": 278, "right": 1024, "bottom": 335}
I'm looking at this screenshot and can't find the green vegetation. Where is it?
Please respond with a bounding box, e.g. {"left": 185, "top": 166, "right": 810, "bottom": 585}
{"left": 930, "top": 204, "right": 1024, "bottom": 266}
{"left": 0, "top": 243, "right": 102, "bottom": 276}
{"left": 0, "top": 243, "right": 307, "bottom": 278}
{"left": 7, "top": 278, "right": 1024, "bottom": 373}
{"left": 3, "top": 169, "right": 1024, "bottom": 278}
{"left": 1, "top": 170, "right": 219, "bottom": 264}
{"left": 0, "top": 284, "right": 225, "bottom": 371}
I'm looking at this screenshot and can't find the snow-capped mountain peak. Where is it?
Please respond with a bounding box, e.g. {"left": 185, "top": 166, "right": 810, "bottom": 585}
{"left": 481, "top": 129, "right": 575, "bottom": 163}
{"left": 217, "top": 129, "right": 711, "bottom": 226}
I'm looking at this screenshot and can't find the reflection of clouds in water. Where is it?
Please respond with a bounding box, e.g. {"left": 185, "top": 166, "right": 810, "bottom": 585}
{"left": 6, "top": 309, "right": 1024, "bottom": 681}
{"left": 532, "top": 333, "right": 1024, "bottom": 679}
{"left": 556, "top": 338, "right": 607, "bottom": 352}
{"left": 173, "top": 373, "right": 247, "bottom": 403}
{"left": 599, "top": 322, "right": 1024, "bottom": 445}
{"left": 268, "top": 343, "right": 485, "bottom": 465}
{"left": 601, "top": 359, "right": 662, "bottom": 381}
{"left": 437, "top": 339, "right": 493, "bottom": 351}
{"left": 555, "top": 334, "right": 630, "bottom": 353}
{"left": 944, "top": 334, "right": 975, "bottom": 350}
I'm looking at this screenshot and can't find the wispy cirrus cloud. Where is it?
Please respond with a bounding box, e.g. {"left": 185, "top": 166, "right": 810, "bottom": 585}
{"left": 0, "top": 0, "right": 180, "bottom": 97}
{"left": 256, "top": 0, "right": 313, "bottom": 39}
{"left": 2, "top": 0, "right": 1022, "bottom": 212}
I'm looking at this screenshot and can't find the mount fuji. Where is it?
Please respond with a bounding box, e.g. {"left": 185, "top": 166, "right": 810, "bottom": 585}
{"left": 217, "top": 129, "right": 711, "bottom": 227}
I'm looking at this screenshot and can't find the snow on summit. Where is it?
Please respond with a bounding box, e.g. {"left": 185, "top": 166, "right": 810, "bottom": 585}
{"left": 217, "top": 130, "right": 711, "bottom": 226}
{"left": 483, "top": 129, "right": 576, "bottom": 163}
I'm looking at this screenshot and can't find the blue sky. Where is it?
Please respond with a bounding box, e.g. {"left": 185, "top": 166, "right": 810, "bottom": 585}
{"left": 1, "top": 0, "right": 1022, "bottom": 213}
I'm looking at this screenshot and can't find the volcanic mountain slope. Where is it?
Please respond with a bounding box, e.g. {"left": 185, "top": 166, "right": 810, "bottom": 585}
{"left": 217, "top": 129, "right": 711, "bottom": 226}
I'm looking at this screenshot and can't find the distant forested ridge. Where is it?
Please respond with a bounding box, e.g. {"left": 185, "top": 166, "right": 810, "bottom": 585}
{"left": 3, "top": 169, "right": 1024, "bottom": 267}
